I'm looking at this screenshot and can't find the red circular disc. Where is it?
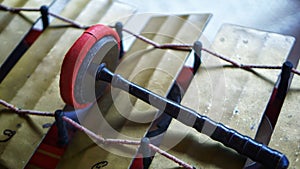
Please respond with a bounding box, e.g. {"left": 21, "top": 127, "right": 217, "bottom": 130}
{"left": 60, "top": 24, "right": 120, "bottom": 108}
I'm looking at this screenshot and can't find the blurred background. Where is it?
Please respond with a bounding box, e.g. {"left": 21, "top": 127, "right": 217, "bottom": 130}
{"left": 120, "top": 0, "right": 300, "bottom": 59}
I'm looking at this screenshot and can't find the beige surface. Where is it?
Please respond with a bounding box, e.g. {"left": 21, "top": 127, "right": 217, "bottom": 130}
{"left": 271, "top": 67, "right": 300, "bottom": 169}
{"left": 0, "top": 0, "right": 53, "bottom": 65}
{"left": 57, "top": 13, "right": 211, "bottom": 169}
{"left": 150, "top": 24, "right": 297, "bottom": 169}
{"left": 0, "top": 0, "right": 135, "bottom": 168}
{"left": 0, "top": 0, "right": 299, "bottom": 169}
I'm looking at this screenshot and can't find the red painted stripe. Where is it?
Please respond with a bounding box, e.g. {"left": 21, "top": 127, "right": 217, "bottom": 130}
{"left": 176, "top": 67, "right": 194, "bottom": 91}
{"left": 26, "top": 124, "right": 71, "bottom": 168}
{"left": 25, "top": 151, "right": 60, "bottom": 169}
{"left": 24, "top": 29, "right": 42, "bottom": 46}
{"left": 39, "top": 143, "right": 66, "bottom": 157}
{"left": 130, "top": 65, "right": 196, "bottom": 169}
{"left": 130, "top": 154, "right": 144, "bottom": 169}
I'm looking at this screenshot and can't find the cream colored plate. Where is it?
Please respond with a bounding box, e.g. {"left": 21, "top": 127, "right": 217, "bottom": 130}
{"left": 150, "top": 24, "right": 298, "bottom": 169}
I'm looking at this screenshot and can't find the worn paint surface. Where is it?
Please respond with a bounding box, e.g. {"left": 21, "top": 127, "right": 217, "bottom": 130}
{"left": 56, "top": 13, "right": 211, "bottom": 169}
{"left": 0, "top": 0, "right": 299, "bottom": 169}
{"left": 0, "top": 0, "right": 135, "bottom": 168}
{"left": 150, "top": 24, "right": 297, "bottom": 169}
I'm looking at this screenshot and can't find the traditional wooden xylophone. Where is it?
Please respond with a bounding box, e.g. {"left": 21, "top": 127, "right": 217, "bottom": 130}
{"left": 0, "top": 0, "right": 299, "bottom": 169}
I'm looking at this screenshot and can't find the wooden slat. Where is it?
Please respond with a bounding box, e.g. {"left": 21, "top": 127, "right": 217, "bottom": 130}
{"left": 150, "top": 24, "right": 295, "bottom": 169}
{"left": 56, "top": 13, "right": 211, "bottom": 169}
{"left": 0, "top": 0, "right": 28, "bottom": 33}
{"left": 0, "top": 0, "right": 91, "bottom": 102}
{"left": 111, "top": 15, "right": 190, "bottom": 126}
{"left": 0, "top": 0, "right": 53, "bottom": 65}
{"left": 0, "top": 1, "right": 135, "bottom": 169}
{"left": 270, "top": 64, "right": 300, "bottom": 168}
{"left": 7, "top": 0, "right": 114, "bottom": 107}
{"left": 121, "top": 14, "right": 211, "bottom": 133}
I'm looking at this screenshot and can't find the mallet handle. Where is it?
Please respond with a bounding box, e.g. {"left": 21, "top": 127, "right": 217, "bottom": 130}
{"left": 97, "top": 64, "right": 289, "bottom": 169}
